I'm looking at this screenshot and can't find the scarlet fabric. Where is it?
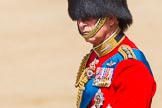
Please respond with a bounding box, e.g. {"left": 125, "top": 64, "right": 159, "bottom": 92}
{"left": 85, "top": 36, "right": 156, "bottom": 108}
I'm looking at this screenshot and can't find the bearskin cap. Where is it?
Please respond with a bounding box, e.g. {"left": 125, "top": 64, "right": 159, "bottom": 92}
{"left": 68, "top": 0, "right": 133, "bottom": 31}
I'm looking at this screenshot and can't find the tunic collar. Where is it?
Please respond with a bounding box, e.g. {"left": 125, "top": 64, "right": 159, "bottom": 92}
{"left": 93, "top": 28, "right": 125, "bottom": 57}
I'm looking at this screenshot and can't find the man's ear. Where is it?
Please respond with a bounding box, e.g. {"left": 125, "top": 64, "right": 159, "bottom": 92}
{"left": 107, "top": 16, "right": 118, "bottom": 26}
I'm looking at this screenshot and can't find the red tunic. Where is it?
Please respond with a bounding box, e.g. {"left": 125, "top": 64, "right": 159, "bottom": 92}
{"left": 84, "top": 36, "right": 156, "bottom": 108}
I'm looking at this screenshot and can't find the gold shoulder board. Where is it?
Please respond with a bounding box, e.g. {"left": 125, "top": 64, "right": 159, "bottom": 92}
{"left": 118, "top": 45, "right": 136, "bottom": 60}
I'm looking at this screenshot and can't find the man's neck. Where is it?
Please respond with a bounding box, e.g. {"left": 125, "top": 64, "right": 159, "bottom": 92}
{"left": 104, "top": 25, "right": 119, "bottom": 41}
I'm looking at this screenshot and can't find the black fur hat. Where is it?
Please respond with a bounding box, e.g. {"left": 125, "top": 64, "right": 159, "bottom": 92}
{"left": 68, "top": 0, "right": 133, "bottom": 31}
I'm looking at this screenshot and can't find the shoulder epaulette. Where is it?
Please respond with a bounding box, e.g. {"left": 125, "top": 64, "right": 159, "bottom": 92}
{"left": 118, "top": 45, "right": 136, "bottom": 60}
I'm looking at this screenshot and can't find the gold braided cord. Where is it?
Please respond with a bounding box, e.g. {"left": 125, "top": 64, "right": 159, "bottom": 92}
{"left": 75, "top": 52, "right": 91, "bottom": 87}
{"left": 82, "top": 17, "right": 107, "bottom": 39}
{"left": 75, "top": 51, "right": 99, "bottom": 107}
{"left": 76, "top": 69, "right": 89, "bottom": 108}
{"left": 75, "top": 52, "right": 92, "bottom": 108}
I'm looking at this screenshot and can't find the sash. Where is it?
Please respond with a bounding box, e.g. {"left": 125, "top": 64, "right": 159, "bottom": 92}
{"left": 79, "top": 48, "right": 152, "bottom": 108}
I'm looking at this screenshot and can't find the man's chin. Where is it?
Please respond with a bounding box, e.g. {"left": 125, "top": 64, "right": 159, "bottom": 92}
{"left": 85, "top": 38, "right": 97, "bottom": 45}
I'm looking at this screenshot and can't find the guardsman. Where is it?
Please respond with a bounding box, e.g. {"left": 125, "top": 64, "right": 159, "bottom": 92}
{"left": 67, "top": 0, "right": 156, "bottom": 108}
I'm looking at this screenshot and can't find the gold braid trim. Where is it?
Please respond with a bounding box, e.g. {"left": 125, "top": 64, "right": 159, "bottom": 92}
{"left": 82, "top": 17, "right": 107, "bottom": 39}
{"left": 75, "top": 51, "right": 92, "bottom": 108}
{"left": 118, "top": 45, "right": 136, "bottom": 59}
{"left": 75, "top": 52, "right": 91, "bottom": 87}
{"left": 76, "top": 69, "right": 89, "bottom": 108}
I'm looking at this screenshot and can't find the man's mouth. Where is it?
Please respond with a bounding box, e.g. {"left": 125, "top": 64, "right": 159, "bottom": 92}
{"left": 82, "top": 32, "right": 88, "bottom": 35}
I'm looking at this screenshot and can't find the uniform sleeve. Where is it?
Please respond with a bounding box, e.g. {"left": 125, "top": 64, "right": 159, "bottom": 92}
{"left": 112, "top": 59, "right": 156, "bottom": 108}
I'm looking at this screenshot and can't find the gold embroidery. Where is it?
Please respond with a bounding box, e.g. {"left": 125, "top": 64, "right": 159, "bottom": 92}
{"left": 75, "top": 51, "right": 91, "bottom": 108}
{"left": 75, "top": 52, "right": 91, "bottom": 87}
{"left": 75, "top": 52, "right": 99, "bottom": 108}
{"left": 118, "top": 45, "right": 136, "bottom": 59}
{"left": 93, "top": 28, "right": 125, "bottom": 57}
{"left": 76, "top": 69, "right": 88, "bottom": 108}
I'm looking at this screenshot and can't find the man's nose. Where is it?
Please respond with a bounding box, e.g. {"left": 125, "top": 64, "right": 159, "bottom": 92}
{"left": 77, "top": 20, "right": 87, "bottom": 27}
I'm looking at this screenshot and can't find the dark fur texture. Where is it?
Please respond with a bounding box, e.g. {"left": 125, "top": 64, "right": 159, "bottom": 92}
{"left": 68, "top": 0, "right": 133, "bottom": 31}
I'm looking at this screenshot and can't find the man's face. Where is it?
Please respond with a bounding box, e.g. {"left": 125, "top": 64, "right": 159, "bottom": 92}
{"left": 77, "top": 18, "right": 111, "bottom": 46}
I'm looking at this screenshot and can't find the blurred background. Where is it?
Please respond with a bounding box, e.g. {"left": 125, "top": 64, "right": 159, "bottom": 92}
{"left": 0, "top": 0, "right": 161, "bottom": 107}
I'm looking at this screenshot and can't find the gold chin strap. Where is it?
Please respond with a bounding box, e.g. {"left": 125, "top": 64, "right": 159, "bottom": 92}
{"left": 82, "top": 17, "right": 107, "bottom": 39}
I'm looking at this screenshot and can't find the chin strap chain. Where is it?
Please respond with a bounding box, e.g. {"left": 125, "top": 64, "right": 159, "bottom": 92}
{"left": 82, "top": 17, "right": 107, "bottom": 39}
